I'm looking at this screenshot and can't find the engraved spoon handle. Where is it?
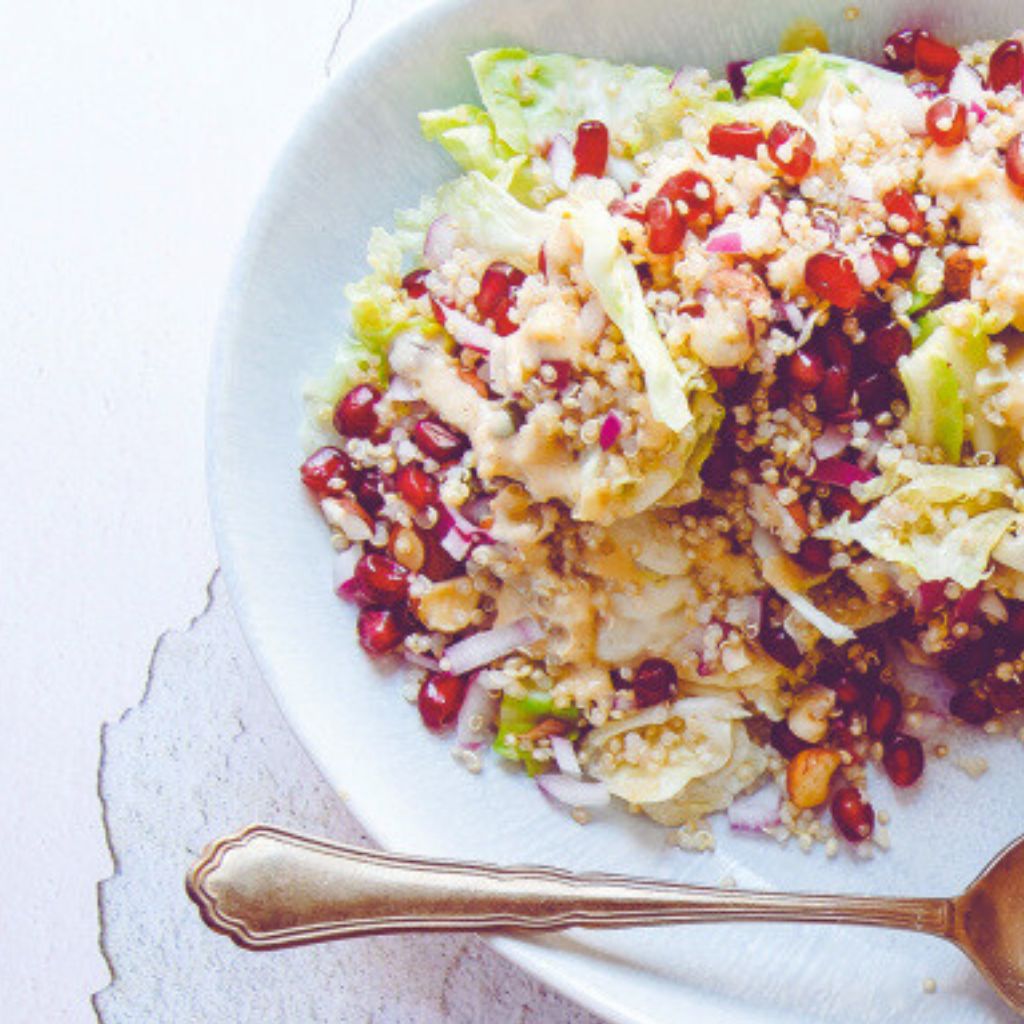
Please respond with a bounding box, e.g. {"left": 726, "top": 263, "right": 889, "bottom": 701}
{"left": 187, "top": 824, "right": 954, "bottom": 950}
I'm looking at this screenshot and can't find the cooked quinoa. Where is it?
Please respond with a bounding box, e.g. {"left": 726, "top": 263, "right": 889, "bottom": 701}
{"left": 301, "top": 32, "right": 1024, "bottom": 851}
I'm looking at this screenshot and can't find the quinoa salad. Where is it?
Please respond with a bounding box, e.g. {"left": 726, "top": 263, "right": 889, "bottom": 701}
{"left": 301, "top": 30, "right": 1024, "bottom": 854}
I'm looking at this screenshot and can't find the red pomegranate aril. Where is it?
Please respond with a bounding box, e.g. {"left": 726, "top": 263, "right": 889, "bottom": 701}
{"left": 767, "top": 121, "right": 816, "bottom": 181}
{"left": 990, "top": 39, "right": 1024, "bottom": 92}
{"left": 644, "top": 196, "right": 686, "bottom": 254}
{"left": 333, "top": 383, "right": 381, "bottom": 438}
{"left": 926, "top": 97, "right": 967, "bottom": 147}
{"left": 354, "top": 467, "right": 388, "bottom": 516}
{"left": 873, "top": 233, "right": 920, "bottom": 281}
{"left": 476, "top": 262, "right": 525, "bottom": 320}
{"left": 857, "top": 372, "right": 900, "bottom": 417}
{"left": 883, "top": 733, "right": 924, "bottom": 787}
{"left": 796, "top": 537, "right": 833, "bottom": 575}
{"left": 820, "top": 329, "right": 853, "bottom": 370}
{"left": 658, "top": 170, "right": 716, "bottom": 228}
{"left": 770, "top": 719, "right": 810, "bottom": 758}
{"left": 354, "top": 553, "right": 409, "bottom": 606}
{"left": 401, "top": 268, "right": 429, "bottom": 298}
{"left": 832, "top": 787, "right": 875, "bottom": 843}
{"left": 882, "top": 188, "right": 925, "bottom": 235}
{"left": 395, "top": 464, "right": 438, "bottom": 510}
{"left": 787, "top": 349, "right": 826, "bottom": 391}
{"left": 357, "top": 607, "right": 406, "bottom": 655}
{"left": 709, "top": 121, "right": 766, "bottom": 160}
{"left": 700, "top": 443, "right": 736, "bottom": 490}
{"left": 949, "top": 688, "right": 995, "bottom": 724}
{"left": 867, "top": 684, "right": 903, "bottom": 739}
{"left": 883, "top": 28, "right": 922, "bottom": 72}
{"left": 825, "top": 488, "right": 867, "bottom": 522}
{"left": 414, "top": 418, "right": 468, "bottom": 463}
{"left": 632, "top": 658, "right": 679, "bottom": 707}
{"left": 805, "top": 251, "right": 862, "bottom": 310}
{"left": 542, "top": 359, "right": 572, "bottom": 391}
{"left": 418, "top": 529, "right": 461, "bottom": 582}
{"left": 573, "top": 119, "right": 609, "bottom": 177}
{"left": 827, "top": 672, "right": 873, "bottom": 711}
{"left": 300, "top": 446, "right": 351, "bottom": 498}
{"left": 417, "top": 672, "right": 467, "bottom": 731}
{"left": 914, "top": 33, "right": 960, "bottom": 78}
{"left": 760, "top": 622, "right": 802, "bottom": 669}
{"left": 867, "top": 321, "right": 912, "bottom": 367}
{"left": 989, "top": 674, "right": 1024, "bottom": 712}
{"left": 492, "top": 298, "right": 518, "bottom": 337}
{"left": 818, "top": 363, "right": 853, "bottom": 416}
{"left": 712, "top": 366, "right": 741, "bottom": 390}
{"left": 1006, "top": 132, "right": 1024, "bottom": 188}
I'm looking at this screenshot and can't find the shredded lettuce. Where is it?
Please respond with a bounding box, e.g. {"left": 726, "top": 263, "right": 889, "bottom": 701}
{"left": 817, "top": 462, "right": 1024, "bottom": 588}
{"left": 573, "top": 200, "right": 709, "bottom": 433}
{"left": 745, "top": 49, "right": 851, "bottom": 108}
{"left": 899, "top": 346, "right": 965, "bottom": 462}
{"left": 493, "top": 690, "right": 578, "bottom": 776}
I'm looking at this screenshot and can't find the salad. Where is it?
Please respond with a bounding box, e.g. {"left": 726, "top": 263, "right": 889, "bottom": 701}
{"left": 301, "top": 29, "right": 1024, "bottom": 854}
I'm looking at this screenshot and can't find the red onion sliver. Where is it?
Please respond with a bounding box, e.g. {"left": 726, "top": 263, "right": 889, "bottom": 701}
{"left": 455, "top": 674, "right": 500, "bottom": 750}
{"left": 809, "top": 457, "right": 877, "bottom": 490}
{"left": 548, "top": 133, "right": 574, "bottom": 191}
{"left": 550, "top": 736, "right": 581, "bottom": 778}
{"left": 537, "top": 774, "right": 610, "bottom": 807}
{"left": 440, "top": 527, "right": 471, "bottom": 561}
{"left": 443, "top": 617, "right": 544, "bottom": 675}
{"left": 599, "top": 411, "right": 622, "bottom": 450}
{"left": 812, "top": 426, "right": 851, "bottom": 460}
{"left": 952, "top": 586, "right": 982, "bottom": 626}
{"left": 332, "top": 546, "right": 363, "bottom": 592}
{"left": 888, "top": 640, "right": 956, "bottom": 713}
{"left": 423, "top": 214, "right": 458, "bottom": 268}
{"left": 727, "top": 785, "right": 781, "bottom": 832}
{"left": 706, "top": 229, "right": 744, "bottom": 254}
{"left": 441, "top": 306, "right": 501, "bottom": 352}
{"left": 404, "top": 650, "right": 441, "bottom": 671}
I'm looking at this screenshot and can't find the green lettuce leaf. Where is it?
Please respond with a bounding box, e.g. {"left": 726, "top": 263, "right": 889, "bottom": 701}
{"left": 744, "top": 49, "right": 850, "bottom": 108}
{"left": 899, "top": 346, "right": 965, "bottom": 462}
{"left": 817, "top": 462, "right": 1024, "bottom": 588}
{"left": 573, "top": 200, "right": 710, "bottom": 433}
{"left": 470, "top": 47, "right": 673, "bottom": 156}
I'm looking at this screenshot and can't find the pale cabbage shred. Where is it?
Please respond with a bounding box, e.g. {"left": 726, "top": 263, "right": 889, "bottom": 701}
{"left": 310, "top": 43, "right": 1024, "bottom": 827}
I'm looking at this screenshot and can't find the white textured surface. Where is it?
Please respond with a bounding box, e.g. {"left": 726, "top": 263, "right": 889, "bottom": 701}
{"left": 97, "top": 575, "right": 600, "bottom": 1023}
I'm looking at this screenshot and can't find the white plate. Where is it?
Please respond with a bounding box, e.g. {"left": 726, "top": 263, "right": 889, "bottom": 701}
{"left": 209, "top": 2, "right": 1024, "bottom": 1021}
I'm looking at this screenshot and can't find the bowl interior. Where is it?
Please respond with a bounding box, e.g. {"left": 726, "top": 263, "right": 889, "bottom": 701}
{"left": 209, "top": 2, "right": 1023, "bottom": 1021}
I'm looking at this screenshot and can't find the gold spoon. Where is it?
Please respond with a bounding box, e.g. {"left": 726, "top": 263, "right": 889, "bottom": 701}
{"left": 188, "top": 824, "right": 1024, "bottom": 1016}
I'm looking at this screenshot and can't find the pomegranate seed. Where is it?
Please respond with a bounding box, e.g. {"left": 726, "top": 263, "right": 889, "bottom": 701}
{"left": 883, "top": 28, "right": 922, "bottom": 72}
{"left": 573, "top": 120, "right": 609, "bottom": 177}
{"left": 819, "top": 329, "right": 853, "bottom": 370}
{"left": 857, "top": 372, "right": 901, "bottom": 417}
{"left": 414, "top": 418, "right": 468, "bottom": 462}
{"left": 805, "top": 251, "right": 862, "bottom": 310}
{"left": 542, "top": 359, "right": 572, "bottom": 391}
{"left": 395, "top": 464, "right": 438, "bottom": 510}
{"left": 818, "top": 363, "right": 853, "bottom": 416}
{"left": 824, "top": 489, "right": 867, "bottom": 522}
{"left": 401, "top": 268, "right": 429, "bottom": 298}
{"left": 333, "top": 383, "right": 380, "bottom": 438}
{"left": 726, "top": 60, "right": 751, "bottom": 98}
{"left": 831, "top": 787, "right": 875, "bottom": 843}
{"left": 712, "top": 366, "right": 741, "bottom": 390}
{"left": 608, "top": 197, "right": 645, "bottom": 222}
{"left": 476, "top": 262, "right": 525, "bottom": 320}
{"left": 787, "top": 349, "right": 826, "bottom": 391}
{"left": 357, "top": 607, "right": 406, "bottom": 654}
{"left": 700, "top": 444, "right": 736, "bottom": 489}
{"left": 949, "top": 688, "right": 994, "bottom": 724}
{"left": 866, "top": 321, "right": 912, "bottom": 367}
{"left": 1006, "top": 132, "right": 1024, "bottom": 188}
{"left": 883, "top": 733, "right": 924, "bottom": 787}
{"left": 872, "top": 233, "right": 919, "bottom": 281}
{"left": 882, "top": 188, "right": 925, "bottom": 235}
{"left": 867, "top": 684, "right": 903, "bottom": 738}
{"left": 767, "top": 121, "right": 816, "bottom": 180}
{"left": 658, "top": 170, "right": 716, "bottom": 228}
{"left": 708, "top": 121, "right": 765, "bottom": 160}
{"left": 770, "top": 719, "right": 810, "bottom": 758}
{"left": 796, "top": 537, "right": 832, "bottom": 574}
{"left": 989, "top": 674, "right": 1024, "bottom": 712}
{"left": 760, "top": 622, "right": 802, "bottom": 669}
{"left": 354, "top": 467, "right": 388, "bottom": 516}
{"left": 354, "top": 554, "right": 409, "bottom": 606}
{"left": 926, "top": 97, "right": 967, "bottom": 147}
{"left": 826, "top": 672, "right": 874, "bottom": 711}
{"left": 300, "top": 446, "right": 351, "bottom": 498}
{"left": 644, "top": 196, "right": 686, "bottom": 254}
{"left": 418, "top": 528, "right": 460, "bottom": 582}
{"left": 914, "top": 34, "right": 960, "bottom": 78}
{"left": 417, "top": 672, "right": 467, "bottom": 730}
{"left": 632, "top": 658, "right": 678, "bottom": 707}
{"left": 990, "top": 39, "right": 1024, "bottom": 92}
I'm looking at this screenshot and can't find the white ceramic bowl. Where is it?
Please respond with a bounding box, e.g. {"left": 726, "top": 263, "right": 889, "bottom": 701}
{"left": 209, "top": 2, "right": 1024, "bottom": 1020}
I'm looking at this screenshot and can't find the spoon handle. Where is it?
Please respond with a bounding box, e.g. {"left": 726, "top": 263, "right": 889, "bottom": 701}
{"left": 187, "top": 824, "right": 953, "bottom": 950}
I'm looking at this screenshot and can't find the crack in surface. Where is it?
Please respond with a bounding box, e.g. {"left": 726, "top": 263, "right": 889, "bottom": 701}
{"left": 92, "top": 568, "right": 220, "bottom": 1021}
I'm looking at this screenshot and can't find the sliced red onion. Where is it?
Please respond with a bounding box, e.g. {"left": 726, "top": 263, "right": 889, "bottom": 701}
{"left": 443, "top": 617, "right": 544, "bottom": 675}
{"left": 548, "top": 133, "right": 574, "bottom": 191}
{"left": 550, "top": 736, "right": 582, "bottom": 777}
{"left": 441, "top": 305, "right": 501, "bottom": 352}
{"left": 845, "top": 165, "right": 874, "bottom": 203}
{"left": 978, "top": 589, "right": 1008, "bottom": 623}
{"left": 809, "top": 457, "right": 877, "bottom": 490}
{"left": 812, "top": 426, "right": 851, "bottom": 460}
{"left": 332, "top": 545, "right": 363, "bottom": 592}
{"left": 599, "top": 411, "right": 622, "bottom": 450}
{"left": 888, "top": 640, "right": 956, "bottom": 713}
{"left": 856, "top": 426, "right": 886, "bottom": 469}
{"left": 455, "top": 674, "right": 500, "bottom": 750}
{"left": 725, "top": 594, "right": 762, "bottom": 633}
{"left": 727, "top": 785, "right": 781, "bottom": 832}
{"left": 726, "top": 60, "right": 750, "bottom": 99}
{"left": 460, "top": 494, "right": 493, "bottom": 527}
{"left": 424, "top": 214, "right": 458, "bottom": 268}
{"left": 439, "top": 502, "right": 495, "bottom": 547}
{"left": 706, "top": 228, "right": 744, "bottom": 254}
{"left": 404, "top": 649, "right": 441, "bottom": 671}
{"left": 537, "top": 774, "right": 610, "bottom": 807}
{"left": 440, "top": 528, "right": 471, "bottom": 561}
